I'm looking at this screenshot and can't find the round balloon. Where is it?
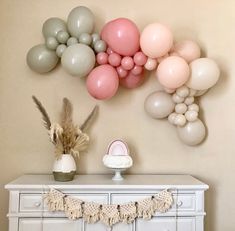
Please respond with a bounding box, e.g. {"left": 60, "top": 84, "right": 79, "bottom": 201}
{"left": 120, "top": 72, "right": 145, "bottom": 89}
{"left": 42, "top": 18, "right": 67, "bottom": 38}
{"left": 61, "top": 44, "right": 95, "bottom": 77}
{"left": 177, "top": 119, "right": 206, "bottom": 146}
{"left": 156, "top": 56, "right": 190, "bottom": 89}
{"left": 67, "top": 6, "right": 94, "bottom": 38}
{"left": 172, "top": 40, "right": 201, "bottom": 63}
{"left": 101, "top": 18, "right": 140, "bottom": 56}
{"left": 86, "top": 64, "right": 119, "bottom": 100}
{"left": 144, "top": 91, "right": 175, "bottom": 119}
{"left": 27, "top": 44, "right": 59, "bottom": 73}
{"left": 186, "top": 58, "right": 220, "bottom": 90}
{"left": 140, "top": 23, "right": 173, "bottom": 58}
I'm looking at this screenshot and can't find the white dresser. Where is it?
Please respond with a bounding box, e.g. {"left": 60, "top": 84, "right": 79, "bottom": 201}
{"left": 5, "top": 174, "right": 208, "bottom": 231}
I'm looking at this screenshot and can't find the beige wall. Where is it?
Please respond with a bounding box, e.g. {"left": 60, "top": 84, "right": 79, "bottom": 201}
{"left": 0, "top": 0, "right": 234, "bottom": 230}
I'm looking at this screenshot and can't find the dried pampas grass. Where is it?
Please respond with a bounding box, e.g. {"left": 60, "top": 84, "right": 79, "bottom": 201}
{"left": 32, "top": 96, "right": 97, "bottom": 159}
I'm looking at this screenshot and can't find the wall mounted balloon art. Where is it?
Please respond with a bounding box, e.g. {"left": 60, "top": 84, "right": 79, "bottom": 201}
{"left": 27, "top": 6, "right": 221, "bottom": 146}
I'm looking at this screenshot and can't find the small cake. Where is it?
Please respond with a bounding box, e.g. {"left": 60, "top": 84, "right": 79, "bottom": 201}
{"left": 103, "top": 140, "right": 133, "bottom": 169}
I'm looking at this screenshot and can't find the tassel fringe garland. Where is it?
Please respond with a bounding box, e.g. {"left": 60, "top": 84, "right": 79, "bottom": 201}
{"left": 44, "top": 189, "right": 173, "bottom": 227}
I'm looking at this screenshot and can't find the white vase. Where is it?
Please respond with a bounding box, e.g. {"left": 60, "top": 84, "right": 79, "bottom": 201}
{"left": 53, "top": 154, "right": 76, "bottom": 182}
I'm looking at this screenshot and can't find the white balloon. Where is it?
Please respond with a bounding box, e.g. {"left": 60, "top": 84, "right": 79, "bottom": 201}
{"left": 168, "top": 112, "right": 177, "bottom": 125}
{"left": 185, "top": 111, "right": 198, "bottom": 122}
{"left": 172, "top": 93, "right": 184, "bottom": 103}
{"left": 195, "top": 89, "right": 208, "bottom": 97}
{"left": 186, "top": 58, "right": 220, "bottom": 90}
{"left": 184, "top": 96, "right": 194, "bottom": 105}
{"left": 175, "top": 114, "right": 187, "bottom": 126}
{"left": 175, "top": 103, "right": 187, "bottom": 114}
{"left": 176, "top": 85, "right": 189, "bottom": 98}
{"left": 177, "top": 119, "right": 206, "bottom": 146}
{"left": 188, "top": 103, "right": 199, "bottom": 112}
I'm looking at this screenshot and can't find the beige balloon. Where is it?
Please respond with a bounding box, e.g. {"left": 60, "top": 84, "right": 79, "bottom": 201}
{"left": 185, "top": 111, "right": 198, "bottom": 122}
{"left": 186, "top": 58, "right": 220, "bottom": 90}
{"left": 172, "top": 93, "right": 184, "bottom": 103}
{"left": 145, "top": 91, "right": 175, "bottom": 119}
{"left": 174, "top": 114, "right": 186, "bottom": 126}
{"left": 188, "top": 103, "right": 199, "bottom": 112}
{"left": 189, "top": 88, "right": 197, "bottom": 96}
{"left": 177, "top": 119, "right": 206, "bottom": 146}
{"left": 184, "top": 96, "right": 194, "bottom": 105}
{"left": 168, "top": 112, "right": 177, "bottom": 125}
{"left": 195, "top": 89, "right": 208, "bottom": 97}
{"left": 176, "top": 85, "right": 189, "bottom": 98}
{"left": 175, "top": 103, "right": 187, "bottom": 114}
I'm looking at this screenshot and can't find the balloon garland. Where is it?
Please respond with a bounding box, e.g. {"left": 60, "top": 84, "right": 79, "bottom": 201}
{"left": 27, "top": 6, "right": 220, "bottom": 146}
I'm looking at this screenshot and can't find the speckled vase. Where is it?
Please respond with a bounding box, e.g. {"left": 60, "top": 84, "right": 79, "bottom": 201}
{"left": 53, "top": 154, "right": 76, "bottom": 182}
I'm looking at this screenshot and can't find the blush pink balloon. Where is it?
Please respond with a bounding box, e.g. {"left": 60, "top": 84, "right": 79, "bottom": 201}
{"left": 120, "top": 72, "right": 145, "bottom": 89}
{"left": 164, "top": 87, "right": 176, "bottom": 94}
{"left": 156, "top": 56, "right": 190, "bottom": 89}
{"left": 144, "top": 57, "right": 157, "bottom": 71}
{"left": 116, "top": 66, "right": 128, "bottom": 78}
{"left": 121, "top": 56, "right": 134, "bottom": 70}
{"left": 101, "top": 18, "right": 140, "bottom": 56}
{"left": 96, "top": 52, "right": 108, "bottom": 65}
{"left": 131, "top": 65, "right": 143, "bottom": 75}
{"left": 133, "top": 52, "right": 147, "bottom": 65}
{"left": 172, "top": 40, "right": 201, "bottom": 63}
{"left": 106, "top": 47, "right": 114, "bottom": 55}
{"left": 108, "top": 53, "right": 121, "bottom": 67}
{"left": 86, "top": 64, "right": 119, "bottom": 100}
{"left": 140, "top": 23, "right": 173, "bottom": 58}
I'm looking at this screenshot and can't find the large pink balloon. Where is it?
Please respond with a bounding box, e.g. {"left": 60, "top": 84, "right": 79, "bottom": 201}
{"left": 101, "top": 18, "right": 140, "bottom": 56}
{"left": 86, "top": 64, "right": 119, "bottom": 100}
{"left": 140, "top": 23, "right": 173, "bottom": 58}
{"left": 120, "top": 72, "right": 145, "bottom": 89}
{"left": 156, "top": 56, "right": 190, "bottom": 89}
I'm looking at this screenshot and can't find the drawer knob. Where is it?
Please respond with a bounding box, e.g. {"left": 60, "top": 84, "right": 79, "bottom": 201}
{"left": 177, "top": 200, "right": 183, "bottom": 207}
{"left": 34, "top": 202, "right": 41, "bottom": 207}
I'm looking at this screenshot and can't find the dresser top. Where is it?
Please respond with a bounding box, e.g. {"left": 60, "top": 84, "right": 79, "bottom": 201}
{"left": 5, "top": 174, "right": 208, "bottom": 190}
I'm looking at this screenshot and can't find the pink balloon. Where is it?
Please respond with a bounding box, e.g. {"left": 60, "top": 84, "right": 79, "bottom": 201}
{"left": 108, "top": 53, "right": 121, "bottom": 67}
{"left": 116, "top": 66, "right": 128, "bottom": 78}
{"left": 86, "top": 64, "right": 119, "bottom": 100}
{"left": 101, "top": 18, "right": 140, "bottom": 56}
{"left": 120, "top": 72, "right": 145, "bottom": 89}
{"left": 133, "top": 52, "right": 147, "bottom": 66}
{"left": 96, "top": 52, "right": 108, "bottom": 65}
{"left": 106, "top": 47, "right": 114, "bottom": 55}
{"left": 164, "top": 87, "right": 176, "bottom": 94}
{"left": 156, "top": 56, "right": 190, "bottom": 89}
{"left": 121, "top": 56, "right": 134, "bottom": 70}
{"left": 144, "top": 57, "right": 157, "bottom": 71}
{"left": 140, "top": 23, "right": 173, "bottom": 58}
{"left": 172, "top": 40, "right": 201, "bottom": 63}
{"left": 131, "top": 65, "right": 143, "bottom": 75}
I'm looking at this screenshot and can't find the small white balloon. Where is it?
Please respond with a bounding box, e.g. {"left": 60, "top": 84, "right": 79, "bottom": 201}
{"left": 189, "top": 88, "right": 197, "bottom": 96}
{"left": 168, "top": 112, "right": 177, "bottom": 125}
{"left": 175, "top": 114, "right": 187, "bottom": 126}
{"left": 176, "top": 85, "right": 189, "bottom": 98}
{"left": 185, "top": 110, "right": 198, "bottom": 122}
{"left": 175, "top": 103, "right": 187, "bottom": 114}
{"left": 188, "top": 103, "right": 199, "bottom": 112}
{"left": 184, "top": 96, "right": 194, "bottom": 105}
{"left": 172, "top": 93, "right": 184, "bottom": 103}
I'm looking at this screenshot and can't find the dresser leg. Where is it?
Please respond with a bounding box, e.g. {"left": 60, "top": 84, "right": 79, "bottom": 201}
{"left": 196, "top": 216, "right": 204, "bottom": 231}
{"left": 9, "top": 217, "right": 18, "bottom": 231}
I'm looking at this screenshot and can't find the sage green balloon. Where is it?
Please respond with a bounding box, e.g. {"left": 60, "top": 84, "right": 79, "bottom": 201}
{"left": 177, "top": 119, "right": 206, "bottom": 146}
{"left": 27, "top": 44, "right": 59, "bottom": 73}
{"left": 67, "top": 6, "right": 94, "bottom": 38}
{"left": 61, "top": 43, "right": 95, "bottom": 77}
{"left": 67, "top": 37, "right": 78, "bottom": 46}
{"left": 91, "top": 33, "right": 100, "bottom": 47}
{"left": 145, "top": 91, "right": 175, "bottom": 119}
{"left": 42, "top": 17, "right": 67, "bottom": 38}
{"left": 94, "top": 40, "right": 107, "bottom": 53}
{"left": 46, "top": 37, "right": 59, "bottom": 50}
{"left": 56, "top": 31, "right": 70, "bottom": 44}
{"left": 79, "top": 33, "right": 92, "bottom": 45}
{"left": 56, "top": 44, "right": 67, "bottom": 57}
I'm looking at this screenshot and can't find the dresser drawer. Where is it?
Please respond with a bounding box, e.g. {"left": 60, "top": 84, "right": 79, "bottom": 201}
{"left": 111, "top": 193, "right": 195, "bottom": 213}
{"left": 136, "top": 217, "right": 195, "bottom": 231}
{"left": 19, "top": 193, "right": 108, "bottom": 212}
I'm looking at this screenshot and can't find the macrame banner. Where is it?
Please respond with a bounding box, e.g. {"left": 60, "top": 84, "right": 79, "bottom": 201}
{"left": 44, "top": 188, "right": 173, "bottom": 227}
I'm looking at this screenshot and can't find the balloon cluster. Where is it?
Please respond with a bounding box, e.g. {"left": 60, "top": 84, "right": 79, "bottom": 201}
{"left": 144, "top": 39, "right": 220, "bottom": 145}
{"left": 27, "top": 6, "right": 107, "bottom": 77}
{"left": 87, "top": 18, "right": 147, "bottom": 100}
